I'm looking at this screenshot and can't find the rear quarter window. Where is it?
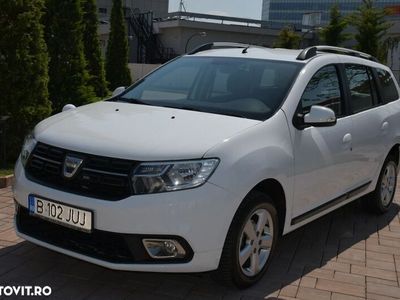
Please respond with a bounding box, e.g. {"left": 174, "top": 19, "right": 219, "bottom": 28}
{"left": 376, "top": 68, "right": 399, "bottom": 103}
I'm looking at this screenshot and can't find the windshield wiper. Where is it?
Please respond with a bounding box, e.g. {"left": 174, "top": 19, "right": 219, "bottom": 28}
{"left": 113, "top": 100, "right": 249, "bottom": 119}
{"left": 159, "top": 104, "right": 249, "bottom": 119}
{"left": 115, "top": 97, "right": 152, "bottom": 106}
{"left": 219, "top": 112, "right": 249, "bottom": 119}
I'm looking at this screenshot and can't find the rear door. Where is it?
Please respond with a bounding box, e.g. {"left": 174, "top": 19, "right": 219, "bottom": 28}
{"left": 343, "top": 64, "right": 390, "bottom": 185}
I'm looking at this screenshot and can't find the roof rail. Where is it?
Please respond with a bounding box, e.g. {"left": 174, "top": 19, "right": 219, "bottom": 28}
{"left": 188, "top": 42, "right": 251, "bottom": 55}
{"left": 296, "top": 46, "right": 379, "bottom": 62}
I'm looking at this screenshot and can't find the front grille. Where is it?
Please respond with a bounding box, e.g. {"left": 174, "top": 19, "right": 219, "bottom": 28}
{"left": 25, "top": 142, "right": 137, "bottom": 200}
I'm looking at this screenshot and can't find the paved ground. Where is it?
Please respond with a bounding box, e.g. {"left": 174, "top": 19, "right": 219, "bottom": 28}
{"left": 0, "top": 185, "right": 400, "bottom": 300}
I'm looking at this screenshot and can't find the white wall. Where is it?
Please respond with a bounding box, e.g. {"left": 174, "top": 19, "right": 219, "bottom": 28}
{"left": 128, "top": 63, "right": 161, "bottom": 82}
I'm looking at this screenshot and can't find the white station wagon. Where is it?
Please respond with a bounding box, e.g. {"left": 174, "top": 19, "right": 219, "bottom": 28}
{"left": 14, "top": 44, "right": 400, "bottom": 287}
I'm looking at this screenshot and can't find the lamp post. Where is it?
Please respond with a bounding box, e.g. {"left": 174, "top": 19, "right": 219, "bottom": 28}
{"left": 185, "top": 31, "right": 207, "bottom": 53}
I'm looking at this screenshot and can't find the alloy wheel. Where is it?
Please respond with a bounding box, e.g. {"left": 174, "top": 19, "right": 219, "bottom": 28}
{"left": 381, "top": 163, "right": 396, "bottom": 207}
{"left": 238, "top": 208, "right": 273, "bottom": 277}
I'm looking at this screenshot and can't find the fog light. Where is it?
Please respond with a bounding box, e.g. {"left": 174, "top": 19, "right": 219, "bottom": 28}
{"left": 143, "top": 239, "right": 186, "bottom": 259}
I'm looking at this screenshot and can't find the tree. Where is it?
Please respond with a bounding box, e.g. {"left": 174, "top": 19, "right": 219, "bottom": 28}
{"left": 0, "top": 0, "right": 52, "bottom": 161}
{"left": 273, "top": 27, "right": 300, "bottom": 49}
{"left": 81, "top": 0, "right": 108, "bottom": 97}
{"left": 105, "top": 0, "right": 132, "bottom": 91}
{"left": 349, "top": 0, "right": 391, "bottom": 60}
{"left": 382, "top": 36, "right": 400, "bottom": 65}
{"left": 320, "top": 4, "right": 349, "bottom": 46}
{"left": 44, "top": 0, "right": 95, "bottom": 112}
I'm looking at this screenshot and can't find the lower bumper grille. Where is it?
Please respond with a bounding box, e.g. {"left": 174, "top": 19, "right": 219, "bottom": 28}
{"left": 17, "top": 206, "right": 139, "bottom": 263}
{"left": 16, "top": 206, "right": 193, "bottom": 264}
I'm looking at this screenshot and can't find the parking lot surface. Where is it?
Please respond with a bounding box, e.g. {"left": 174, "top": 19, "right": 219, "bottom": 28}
{"left": 1, "top": 185, "right": 400, "bottom": 299}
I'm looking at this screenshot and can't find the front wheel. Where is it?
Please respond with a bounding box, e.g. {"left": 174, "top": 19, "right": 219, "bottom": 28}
{"left": 368, "top": 157, "right": 397, "bottom": 214}
{"left": 216, "top": 191, "right": 279, "bottom": 288}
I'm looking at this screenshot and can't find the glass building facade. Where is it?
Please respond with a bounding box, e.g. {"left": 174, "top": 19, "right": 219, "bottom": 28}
{"left": 262, "top": 0, "right": 400, "bottom": 25}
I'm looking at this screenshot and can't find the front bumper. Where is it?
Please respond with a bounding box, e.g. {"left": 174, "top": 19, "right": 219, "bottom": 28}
{"left": 13, "top": 160, "right": 238, "bottom": 272}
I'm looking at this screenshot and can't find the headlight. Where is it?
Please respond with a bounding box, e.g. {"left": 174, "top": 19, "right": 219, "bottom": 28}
{"left": 132, "top": 159, "right": 219, "bottom": 194}
{"left": 20, "top": 134, "right": 37, "bottom": 167}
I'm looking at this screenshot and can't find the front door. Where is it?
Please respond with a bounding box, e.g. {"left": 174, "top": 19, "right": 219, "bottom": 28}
{"left": 292, "top": 65, "right": 355, "bottom": 221}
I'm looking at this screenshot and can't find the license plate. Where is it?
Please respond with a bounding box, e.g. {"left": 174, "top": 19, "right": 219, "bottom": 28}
{"left": 28, "top": 195, "right": 92, "bottom": 232}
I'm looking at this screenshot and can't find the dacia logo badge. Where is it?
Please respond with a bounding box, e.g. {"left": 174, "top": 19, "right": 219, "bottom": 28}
{"left": 63, "top": 155, "right": 83, "bottom": 178}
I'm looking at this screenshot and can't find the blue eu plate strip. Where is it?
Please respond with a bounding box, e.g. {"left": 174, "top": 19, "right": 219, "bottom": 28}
{"left": 28, "top": 195, "right": 35, "bottom": 214}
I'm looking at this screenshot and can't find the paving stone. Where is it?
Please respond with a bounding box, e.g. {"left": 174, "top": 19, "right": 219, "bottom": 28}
{"left": 338, "top": 248, "right": 366, "bottom": 262}
{"left": 379, "top": 230, "right": 400, "bottom": 240}
{"left": 332, "top": 293, "right": 365, "bottom": 300}
{"left": 299, "top": 276, "right": 316, "bottom": 288}
{"left": 316, "top": 278, "right": 365, "bottom": 297}
{"left": 394, "top": 255, "right": 400, "bottom": 270}
{"left": 379, "top": 238, "right": 400, "bottom": 249}
{"left": 321, "top": 261, "right": 351, "bottom": 273}
{"left": 367, "top": 258, "right": 397, "bottom": 271}
{"left": 297, "top": 286, "right": 331, "bottom": 300}
{"left": 334, "top": 271, "right": 365, "bottom": 286}
{"left": 351, "top": 265, "right": 398, "bottom": 281}
{"left": 278, "top": 284, "right": 298, "bottom": 298}
{"left": 367, "top": 244, "right": 400, "bottom": 256}
{"left": 49, "top": 279, "right": 103, "bottom": 300}
{"left": 367, "top": 250, "right": 395, "bottom": 263}
{"left": 366, "top": 276, "right": 399, "bottom": 287}
{"left": 367, "top": 281, "right": 400, "bottom": 298}
{"left": 367, "top": 293, "right": 400, "bottom": 300}
{"left": 303, "top": 267, "right": 334, "bottom": 280}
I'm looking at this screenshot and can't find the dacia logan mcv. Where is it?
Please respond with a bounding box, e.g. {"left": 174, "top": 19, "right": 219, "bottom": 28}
{"left": 14, "top": 44, "right": 400, "bottom": 287}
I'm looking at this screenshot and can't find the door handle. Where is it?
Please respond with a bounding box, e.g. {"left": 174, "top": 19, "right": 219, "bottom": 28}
{"left": 381, "top": 121, "right": 389, "bottom": 131}
{"left": 343, "top": 133, "right": 352, "bottom": 144}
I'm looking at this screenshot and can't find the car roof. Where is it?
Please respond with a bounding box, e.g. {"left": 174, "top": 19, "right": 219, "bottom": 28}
{"left": 185, "top": 43, "right": 387, "bottom": 69}
{"left": 188, "top": 47, "right": 308, "bottom": 63}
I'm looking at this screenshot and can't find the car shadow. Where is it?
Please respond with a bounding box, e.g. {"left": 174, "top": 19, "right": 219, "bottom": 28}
{"left": 0, "top": 198, "right": 399, "bottom": 299}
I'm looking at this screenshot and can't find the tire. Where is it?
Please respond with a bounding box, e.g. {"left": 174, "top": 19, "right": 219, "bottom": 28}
{"left": 367, "top": 156, "right": 397, "bottom": 214}
{"left": 215, "top": 191, "right": 279, "bottom": 289}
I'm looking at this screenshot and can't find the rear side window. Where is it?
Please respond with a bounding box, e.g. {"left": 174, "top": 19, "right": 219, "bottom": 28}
{"left": 301, "top": 65, "right": 342, "bottom": 116}
{"left": 345, "top": 65, "right": 376, "bottom": 113}
{"left": 376, "top": 68, "right": 399, "bottom": 103}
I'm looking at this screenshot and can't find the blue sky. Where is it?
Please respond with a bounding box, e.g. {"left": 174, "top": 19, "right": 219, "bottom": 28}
{"left": 168, "top": 0, "right": 263, "bottom": 20}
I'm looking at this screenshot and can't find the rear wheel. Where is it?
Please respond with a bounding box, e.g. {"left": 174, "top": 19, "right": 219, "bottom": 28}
{"left": 216, "top": 191, "right": 279, "bottom": 288}
{"left": 368, "top": 157, "right": 397, "bottom": 214}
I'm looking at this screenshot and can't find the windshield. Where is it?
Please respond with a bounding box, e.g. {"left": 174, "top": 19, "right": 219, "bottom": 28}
{"left": 117, "top": 56, "right": 302, "bottom": 120}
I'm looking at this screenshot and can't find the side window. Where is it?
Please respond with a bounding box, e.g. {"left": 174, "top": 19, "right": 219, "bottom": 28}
{"left": 345, "top": 65, "right": 375, "bottom": 113}
{"left": 376, "top": 68, "right": 399, "bottom": 103}
{"left": 301, "top": 65, "right": 342, "bottom": 116}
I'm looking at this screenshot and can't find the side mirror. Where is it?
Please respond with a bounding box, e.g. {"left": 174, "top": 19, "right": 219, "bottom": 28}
{"left": 62, "top": 104, "right": 76, "bottom": 112}
{"left": 112, "top": 86, "right": 126, "bottom": 97}
{"left": 304, "top": 105, "right": 336, "bottom": 127}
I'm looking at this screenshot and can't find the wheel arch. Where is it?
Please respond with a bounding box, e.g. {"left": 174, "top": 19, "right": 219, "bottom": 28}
{"left": 251, "top": 178, "right": 287, "bottom": 235}
{"left": 386, "top": 144, "right": 400, "bottom": 166}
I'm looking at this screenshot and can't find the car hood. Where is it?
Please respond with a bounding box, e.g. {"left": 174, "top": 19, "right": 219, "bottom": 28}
{"left": 34, "top": 101, "right": 261, "bottom": 161}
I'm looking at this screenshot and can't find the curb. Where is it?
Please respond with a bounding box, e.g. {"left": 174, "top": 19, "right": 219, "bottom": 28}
{"left": 0, "top": 175, "right": 14, "bottom": 188}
